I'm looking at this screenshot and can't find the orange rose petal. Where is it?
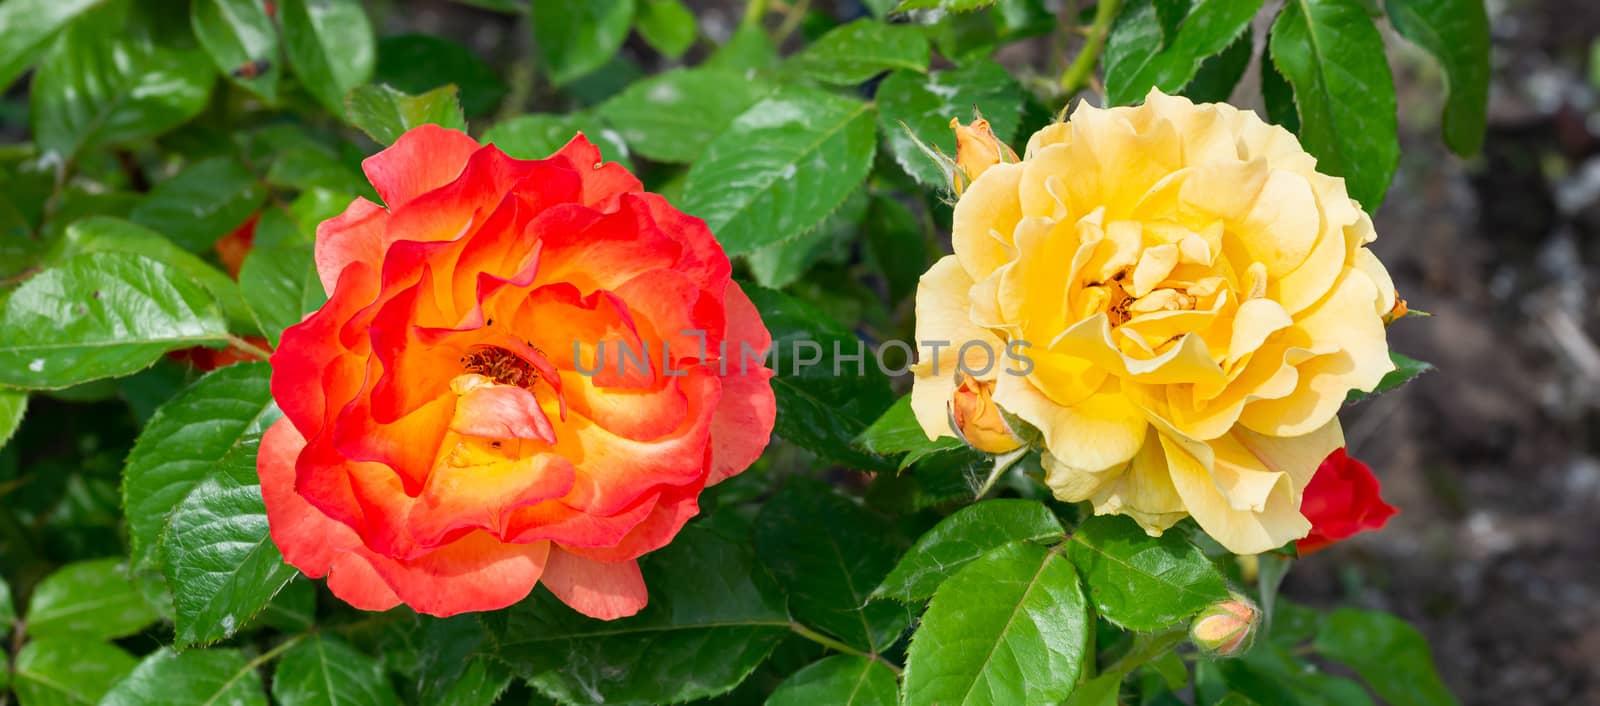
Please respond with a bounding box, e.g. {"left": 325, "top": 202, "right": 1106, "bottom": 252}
{"left": 361, "top": 123, "right": 481, "bottom": 209}
{"left": 260, "top": 419, "right": 359, "bottom": 575}
{"left": 408, "top": 452, "right": 575, "bottom": 547}
{"left": 505, "top": 491, "right": 660, "bottom": 548}
{"left": 325, "top": 553, "right": 402, "bottom": 611}
{"left": 361, "top": 531, "right": 552, "bottom": 617}
{"left": 562, "top": 483, "right": 702, "bottom": 563}
{"left": 449, "top": 380, "right": 556, "bottom": 441}
{"left": 314, "top": 197, "right": 389, "bottom": 295}
{"left": 708, "top": 282, "right": 776, "bottom": 485}
{"left": 540, "top": 548, "right": 647, "bottom": 620}
{"left": 546, "top": 133, "right": 642, "bottom": 206}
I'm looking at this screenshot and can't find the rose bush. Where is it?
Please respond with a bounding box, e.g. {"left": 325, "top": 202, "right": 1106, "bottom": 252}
{"left": 259, "top": 125, "right": 775, "bottom": 618}
{"left": 913, "top": 90, "right": 1399, "bottom": 554}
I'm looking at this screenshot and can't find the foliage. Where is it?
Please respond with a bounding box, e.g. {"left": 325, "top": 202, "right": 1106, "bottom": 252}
{"left": 0, "top": 0, "right": 1476, "bottom": 704}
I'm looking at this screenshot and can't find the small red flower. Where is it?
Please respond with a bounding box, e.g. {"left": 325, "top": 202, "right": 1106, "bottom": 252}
{"left": 1296, "top": 448, "right": 1398, "bottom": 555}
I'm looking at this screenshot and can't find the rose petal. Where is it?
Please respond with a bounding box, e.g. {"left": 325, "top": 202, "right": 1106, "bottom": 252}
{"left": 540, "top": 548, "right": 647, "bottom": 620}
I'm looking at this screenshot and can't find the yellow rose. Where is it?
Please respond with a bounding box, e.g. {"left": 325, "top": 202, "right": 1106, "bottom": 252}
{"left": 911, "top": 89, "right": 1396, "bottom": 554}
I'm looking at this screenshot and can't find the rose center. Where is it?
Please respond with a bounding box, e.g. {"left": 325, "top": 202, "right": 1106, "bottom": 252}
{"left": 460, "top": 346, "right": 540, "bottom": 388}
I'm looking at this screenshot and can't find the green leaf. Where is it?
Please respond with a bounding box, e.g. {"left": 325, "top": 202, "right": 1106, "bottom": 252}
{"left": 1062, "top": 672, "right": 1123, "bottom": 706}
{"left": 481, "top": 113, "right": 632, "bottom": 168}
{"left": 255, "top": 577, "right": 316, "bottom": 633}
{"left": 531, "top": 0, "right": 635, "bottom": 86}
{"left": 876, "top": 499, "right": 1064, "bottom": 602}
{"left": 681, "top": 87, "right": 876, "bottom": 256}
{"left": 281, "top": 0, "right": 376, "bottom": 118}
{"left": 1268, "top": 0, "right": 1398, "bottom": 208}
{"left": 1198, "top": 644, "right": 1376, "bottom": 706}
{"left": 1183, "top": 23, "right": 1253, "bottom": 103}
{"left": 163, "top": 472, "right": 300, "bottom": 648}
{"left": 1314, "top": 608, "right": 1459, "bottom": 706}
{"left": 346, "top": 84, "right": 468, "bottom": 145}
{"left": 746, "top": 189, "right": 865, "bottom": 290}
{"left": 376, "top": 34, "right": 507, "bottom": 117}
{"left": 1385, "top": 0, "right": 1489, "bottom": 155}
{"left": 130, "top": 157, "right": 268, "bottom": 253}
{"left": 1347, "top": 351, "right": 1432, "bottom": 402}
{"left": 0, "top": 253, "right": 229, "bottom": 389}
{"left": 1066, "top": 514, "right": 1231, "bottom": 631}
{"left": 239, "top": 239, "right": 322, "bottom": 346}
{"left": 0, "top": 573, "right": 14, "bottom": 630}
{"left": 1260, "top": 41, "right": 1300, "bottom": 132}
{"left": 1105, "top": 0, "right": 1265, "bottom": 106}
{"left": 23, "top": 558, "right": 159, "bottom": 640}
{"left": 100, "top": 647, "right": 268, "bottom": 706}
{"left": 757, "top": 481, "right": 912, "bottom": 653}
{"left": 893, "top": 0, "right": 999, "bottom": 11}
{"left": 704, "top": 23, "right": 778, "bottom": 71}
{"left": 862, "top": 194, "right": 932, "bottom": 304}
{"left": 635, "top": 0, "right": 698, "bottom": 59}
{"left": 122, "top": 362, "right": 279, "bottom": 573}
{"left": 853, "top": 396, "right": 967, "bottom": 470}
{"left": 902, "top": 542, "right": 1090, "bottom": 706}
{"left": 30, "top": 8, "right": 213, "bottom": 159}
{"left": 488, "top": 523, "right": 791, "bottom": 704}
{"left": 594, "top": 68, "right": 775, "bottom": 163}
{"left": 191, "top": 0, "right": 281, "bottom": 102}
{"left": 768, "top": 655, "right": 899, "bottom": 706}
{"left": 53, "top": 217, "right": 252, "bottom": 330}
{"left": 0, "top": 387, "right": 27, "bottom": 450}
{"left": 0, "top": 0, "right": 102, "bottom": 92}
{"left": 877, "top": 62, "right": 1023, "bottom": 188}
{"left": 787, "top": 19, "right": 931, "bottom": 85}
{"left": 743, "top": 286, "right": 896, "bottom": 470}
{"left": 11, "top": 638, "right": 137, "bottom": 706}
{"left": 274, "top": 635, "right": 401, "bottom": 706}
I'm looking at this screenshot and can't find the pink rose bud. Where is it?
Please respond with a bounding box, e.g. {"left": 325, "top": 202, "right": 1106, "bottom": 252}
{"left": 1190, "top": 593, "right": 1260, "bottom": 658}
{"left": 948, "top": 375, "right": 1025, "bottom": 455}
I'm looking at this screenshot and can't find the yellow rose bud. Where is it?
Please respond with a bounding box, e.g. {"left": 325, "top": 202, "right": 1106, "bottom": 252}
{"left": 1190, "top": 593, "right": 1260, "bottom": 658}
{"left": 949, "top": 374, "right": 1025, "bottom": 454}
{"left": 909, "top": 89, "right": 1397, "bottom": 554}
{"left": 950, "top": 116, "right": 1018, "bottom": 197}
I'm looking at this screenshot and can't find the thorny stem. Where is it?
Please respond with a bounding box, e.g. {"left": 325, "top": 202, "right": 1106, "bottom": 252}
{"left": 1057, "top": 0, "right": 1122, "bottom": 114}
{"left": 788, "top": 621, "right": 904, "bottom": 676}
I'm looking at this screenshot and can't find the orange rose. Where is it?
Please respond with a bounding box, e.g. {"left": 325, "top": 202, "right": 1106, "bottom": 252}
{"left": 259, "top": 125, "right": 776, "bottom": 618}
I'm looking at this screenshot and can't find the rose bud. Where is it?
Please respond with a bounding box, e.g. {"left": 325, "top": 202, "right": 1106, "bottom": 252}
{"left": 948, "top": 374, "right": 1024, "bottom": 454}
{"left": 1190, "top": 593, "right": 1260, "bottom": 658}
{"left": 950, "top": 116, "right": 1018, "bottom": 196}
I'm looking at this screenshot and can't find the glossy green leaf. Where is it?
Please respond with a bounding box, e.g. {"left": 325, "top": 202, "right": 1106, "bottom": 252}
{"left": 0, "top": 0, "right": 102, "bottom": 92}
{"left": 346, "top": 83, "right": 468, "bottom": 145}
{"left": 636, "top": 0, "right": 698, "bottom": 59}
{"left": 787, "top": 19, "right": 930, "bottom": 85}
{"left": 744, "top": 286, "right": 896, "bottom": 470}
{"left": 164, "top": 471, "right": 300, "bottom": 648}
{"left": 877, "top": 62, "right": 1023, "bottom": 188}
{"left": 0, "top": 253, "right": 229, "bottom": 389}
{"left": 594, "top": 68, "right": 774, "bottom": 163}
{"left": 683, "top": 88, "right": 876, "bottom": 255}
{"left": 767, "top": 655, "right": 899, "bottom": 706}
{"left": 100, "top": 647, "right": 267, "bottom": 706}
{"left": 30, "top": 9, "right": 213, "bottom": 159}
{"left": 255, "top": 577, "right": 316, "bottom": 633}
{"left": 376, "top": 34, "right": 506, "bottom": 117}
{"left": 862, "top": 194, "right": 931, "bottom": 303}
{"left": 853, "top": 395, "right": 967, "bottom": 470}
{"left": 488, "top": 523, "right": 791, "bottom": 704}
{"left": 1105, "top": 0, "right": 1265, "bottom": 106}
{"left": 0, "top": 388, "right": 27, "bottom": 450}
{"left": 11, "top": 638, "right": 137, "bottom": 706}
{"left": 1183, "top": 23, "right": 1253, "bottom": 103}
{"left": 130, "top": 157, "right": 268, "bottom": 253}
{"left": 746, "top": 189, "right": 864, "bottom": 290}
{"left": 122, "top": 362, "right": 279, "bottom": 573}
{"left": 1347, "top": 351, "right": 1433, "bottom": 402}
{"left": 1066, "top": 514, "right": 1231, "bottom": 631}
{"left": 274, "top": 635, "right": 401, "bottom": 706}
{"left": 1314, "top": 608, "right": 1459, "bottom": 706}
{"left": 757, "top": 481, "right": 912, "bottom": 652}
{"left": 24, "top": 558, "right": 159, "bottom": 640}
{"left": 531, "top": 0, "right": 635, "bottom": 86}
{"left": 1198, "top": 644, "right": 1376, "bottom": 706}
{"left": 1268, "top": 0, "right": 1398, "bottom": 208}
{"left": 1260, "top": 41, "right": 1300, "bottom": 132}
{"left": 53, "top": 217, "right": 252, "bottom": 330}
{"left": 893, "top": 0, "right": 998, "bottom": 11}
{"left": 281, "top": 0, "right": 376, "bottom": 118}
{"left": 481, "top": 113, "right": 632, "bottom": 168}
{"left": 239, "top": 239, "right": 322, "bottom": 346}
{"left": 1385, "top": 0, "right": 1489, "bottom": 155}
{"left": 875, "top": 499, "right": 1063, "bottom": 602}
{"left": 380, "top": 615, "right": 508, "bottom": 706}
{"left": 705, "top": 23, "right": 777, "bottom": 71}
{"left": 191, "top": 0, "right": 281, "bottom": 101}
{"left": 902, "top": 542, "right": 1090, "bottom": 706}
